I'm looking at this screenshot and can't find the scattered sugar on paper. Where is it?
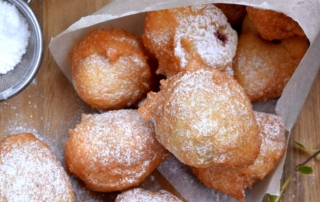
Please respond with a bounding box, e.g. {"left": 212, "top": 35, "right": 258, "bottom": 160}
{"left": 0, "top": 0, "right": 30, "bottom": 74}
{"left": 157, "top": 155, "right": 237, "bottom": 202}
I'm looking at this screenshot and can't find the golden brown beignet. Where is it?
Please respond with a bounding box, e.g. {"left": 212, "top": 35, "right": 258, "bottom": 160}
{"left": 190, "top": 112, "right": 286, "bottom": 202}
{"left": 65, "top": 110, "right": 169, "bottom": 192}
{"left": 142, "top": 4, "right": 237, "bottom": 77}
{"left": 246, "top": 6, "right": 305, "bottom": 41}
{"left": 233, "top": 32, "right": 309, "bottom": 103}
{"left": 215, "top": 3, "right": 247, "bottom": 30}
{"left": 70, "top": 29, "right": 151, "bottom": 110}
{"left": 139, "top": 60, "right": 260, "bottom": 168}
{"left": 0, "top": 133, "right": 75, "bottom": 201}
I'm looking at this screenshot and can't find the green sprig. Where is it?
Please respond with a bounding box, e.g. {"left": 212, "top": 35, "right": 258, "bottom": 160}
{"left": 268, "top": 142, "right": 320, "bottom": 202}
{"left": 295, "top": 141, "right": 320, "bottom": 160}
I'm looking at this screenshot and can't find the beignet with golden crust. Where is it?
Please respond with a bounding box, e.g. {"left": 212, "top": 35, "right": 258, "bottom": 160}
{"left": 65, "top": 110, "right": 169, "bottom": 192}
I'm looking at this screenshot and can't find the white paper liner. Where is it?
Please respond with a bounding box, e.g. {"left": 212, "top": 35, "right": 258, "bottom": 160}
{"left": 48, "top": 0, "right": 320, "bottom": 201}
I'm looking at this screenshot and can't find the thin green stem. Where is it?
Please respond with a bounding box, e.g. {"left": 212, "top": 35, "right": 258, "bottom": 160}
{"left": 270, "top": 148, "right": 320, "bottom": 202}
{"left": 274, "top": 173, "right": 294, "bottom": 202}
{"left": 295, "top": 149, "right": 320, "bottom": 171}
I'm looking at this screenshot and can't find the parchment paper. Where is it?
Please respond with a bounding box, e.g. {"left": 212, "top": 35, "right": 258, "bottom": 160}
{"left": 49, "top": 0, "right": 320, "bottom": 201}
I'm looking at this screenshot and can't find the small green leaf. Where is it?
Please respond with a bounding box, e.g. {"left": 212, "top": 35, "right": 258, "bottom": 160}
{"left": 268, "top": 194, "right": 277, "bottom": 202}
{"left": 294, "top": 141, "right": 320, "bottom": 160}
{"left": 295, "top": 141, "right": 306, "bottom": 149}
{"left": 297, "top": 166, "right": 313, "bottom": 174}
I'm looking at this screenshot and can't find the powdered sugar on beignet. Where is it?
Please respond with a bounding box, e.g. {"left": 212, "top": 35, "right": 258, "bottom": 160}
{"left": 71, "top": 29, "right": 151, "bottom": 110}
{"left": 139, "top": 61, "right": 260, "bottom": 168}
{"left": 0, "top": 133, "right": 75, "bottom": 202}
{"left": 174, "top": 4, "right": 237, "bottom": 71}
{"left": 190, "top": 112, "right": 286, "bottom": 202}
{"left": 142, "top": 4, "right": 237, "bottom": 78}
{"left": 233, "top": 32, "right": 309, "bottom": 103}
{"left": 115, "top": 188, "right": 182, "bottom": 202}
{"left": 65, "top": 110, "right": 169, "bottom": 192}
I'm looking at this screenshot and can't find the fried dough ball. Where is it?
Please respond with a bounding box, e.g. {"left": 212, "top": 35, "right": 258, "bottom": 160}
{"left": 115, "top": 188, "right": 182, "bottom": 202}
{"left": 65, "top": 110, "right": 169, "bottom": 192}
{"left": 0, "top": 133, "right": 75, "bottom": 201}
{"left": 142, "top": 4, "right": 238, "bottom": 77}
{"left": 138, "top": 60, "right": 260, "bottom": 168}
{"left": 142, "top": 8, "right": 177, "bottom": 77}
{"left": 221, "top": 65, "right": 235, "bottom": 77}
{"left": 246, "top": 6, "right": 305, "bottom": 41}
{"left": 190, "top": 112, "right": 286, "bottom": 202}
{"left": 70, "top": 29, "right": 151, "bottom": 110}
{"left": 214, "top": 3, "right": 247, "bottom": 30}
{"left": 233, "top": 32, "right": 309, "bottom": 103}
{"left": 241, "top": 14, "right": 259, "bottom": 35}
{"left": 173, "top": 4, "right": 238, "bottom": 72}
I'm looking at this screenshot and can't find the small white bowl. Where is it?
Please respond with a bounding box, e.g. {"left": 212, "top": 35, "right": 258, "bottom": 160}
{"left": 0, "top": 0, "right": 43, "bottom": 101}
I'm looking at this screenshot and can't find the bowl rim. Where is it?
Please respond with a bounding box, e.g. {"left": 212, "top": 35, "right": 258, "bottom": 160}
{"left": 0, "top": 0, "right": 43, "bottom": 101}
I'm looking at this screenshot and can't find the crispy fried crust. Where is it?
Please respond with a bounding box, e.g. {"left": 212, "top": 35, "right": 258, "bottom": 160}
{"left": 115, "top": 188, "right": 182, "bottom": 202}
{"left": 65, "top": 110, "right": 169, "bottom": 192}
{"left": 246, "top": 6, "right": 305, "bottom": 41}
{"left": 138, "top": 61, "right": 260, "bottom": 168}
{"left": 215, "top": 3, "right": 247, "bottom": 29}
{"left": 241, "top": 14, "right": 259, "bottom": 35}
{"left": 190, "top": 112, "right": 286, "bottom": 202}
{"left": 0, "top": 133, "right": 75, "bottom": 201}
{"left": 142, "top": 9, "right": 178, "bottom": 77}
{"left": 70, "top": 29, "right": 151, "bottom": 110}
{"left": 233, "top": 32, "right": 309, "bottom": 103}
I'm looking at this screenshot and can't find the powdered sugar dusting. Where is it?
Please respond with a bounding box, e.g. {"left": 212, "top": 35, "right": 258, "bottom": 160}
{"left": 0, "top": 0, "right": 30, "bottom": 74}
{"left": 67, "top": 109, "right": 167, "bottom": 190}
{"left": 145, "top": 29, "right": 171, "bottom": 49}
{"left": 77, "top": 110, "right": 155, "bottom": 166}
{"left": 187, "top": 111, "right": 286, "bottom": 201}
{"left": 174, "top": 4, "right": 237, "bottom": 70}
{"left": 77, "top": 53, "right": 149, "bottom": 106}
{"left": 167, "top": 69, "right": 255, "bottom": 164}
{"left": 237, "top": 53, "right": 276, "bottom": 97}
{"left": 0, "top": 134, "right": 74, "bottom": 201}
{"left": 222, "top": 65, "right": 234, "bottom": 77}
{"left": 0, "top": 96, "right": 111, "bottom": 201}
{"left": 71, "top": 29, "right": 151, "bottom": 110}
{"left": 141, "top": 67, "right": 260, "bottom": 168}
{"left": 157, "top": 156, "right": 237, "bottom": 202}
{"left": 254, "top": 111, "right": 286, "bottom": 159}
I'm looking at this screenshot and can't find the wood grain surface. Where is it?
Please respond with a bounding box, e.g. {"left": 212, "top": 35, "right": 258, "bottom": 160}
{"left": 0, "top": 0, "right": 319, "bottom": 201}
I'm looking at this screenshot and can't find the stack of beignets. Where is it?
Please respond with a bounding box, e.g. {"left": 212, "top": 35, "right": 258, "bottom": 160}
{"left": 65, "top": 3, "right": 309, "bottom": 201}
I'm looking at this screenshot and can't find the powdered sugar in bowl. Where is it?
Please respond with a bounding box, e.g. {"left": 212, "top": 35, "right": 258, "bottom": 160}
{"left": 0, "top": 0, "right": 43, "bottom": 101}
